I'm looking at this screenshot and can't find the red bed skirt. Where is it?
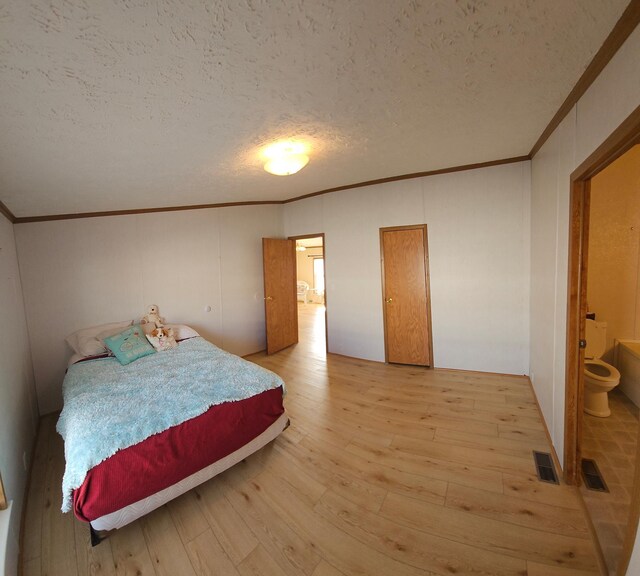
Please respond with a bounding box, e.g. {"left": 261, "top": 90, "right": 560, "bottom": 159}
{"left": 73, "top": 386, "right": 284, "bottom": 522}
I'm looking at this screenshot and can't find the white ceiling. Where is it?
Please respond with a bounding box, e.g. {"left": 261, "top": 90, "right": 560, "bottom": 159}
{"left": 0, "top": 1, "right": 630, "bottom": 218}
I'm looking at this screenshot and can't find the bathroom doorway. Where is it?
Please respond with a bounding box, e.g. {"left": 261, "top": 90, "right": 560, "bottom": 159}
{"left": 289, "top": 233, "right": 327, "bottom": 356}
{"left": 565, "top": 107, "right": 640, "bottom": 575}
{"left": 583, "top": 145, "right": 640, "bottom": 574}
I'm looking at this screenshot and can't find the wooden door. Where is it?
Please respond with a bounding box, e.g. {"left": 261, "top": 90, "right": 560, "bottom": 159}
{"left": 263, "top": 238, "right": 298, "bottom": 354}
{"left": 381, "top": 225, "right": 433, "bottom": 366}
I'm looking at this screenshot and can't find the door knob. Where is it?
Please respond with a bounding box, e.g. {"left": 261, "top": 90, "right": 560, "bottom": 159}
{"left": 385, "top": 298, "right": 393, "bottom": 303}
{"left": 265, "top": 296, "right": 273, "bottom": 301}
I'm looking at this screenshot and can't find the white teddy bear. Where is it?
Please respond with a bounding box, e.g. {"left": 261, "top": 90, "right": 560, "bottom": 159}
{"left": 141, "top": 304, "right": 165, "bottom": 327}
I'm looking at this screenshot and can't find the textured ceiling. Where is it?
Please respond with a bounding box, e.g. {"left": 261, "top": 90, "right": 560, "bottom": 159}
{"left": 0, "top": 0, "right": 630, "bottom": 218}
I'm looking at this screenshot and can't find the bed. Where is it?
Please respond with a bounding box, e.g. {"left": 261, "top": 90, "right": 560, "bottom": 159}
{"left": 56, "top": 322, "right": 287, "bottom": 538}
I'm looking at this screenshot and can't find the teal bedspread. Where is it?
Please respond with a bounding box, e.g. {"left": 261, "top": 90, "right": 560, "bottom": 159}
{"left": 57, "top": 337, "right": 284, "bottom": 513}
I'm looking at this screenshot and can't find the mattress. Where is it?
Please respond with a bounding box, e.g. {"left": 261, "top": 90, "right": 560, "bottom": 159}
{"left": 74, "top": 386, "right": 285, "bottom": 528}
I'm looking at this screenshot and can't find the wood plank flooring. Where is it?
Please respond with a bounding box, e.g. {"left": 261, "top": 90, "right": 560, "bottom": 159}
{"left": 21, "top": 304, "right": 601, "bottom": 576}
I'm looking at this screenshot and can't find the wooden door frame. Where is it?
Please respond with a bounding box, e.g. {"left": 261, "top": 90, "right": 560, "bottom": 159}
{"left": 379, "top": 224, "right": 434, "bottom": 366}
{"left": 289, "top": 232, "right": 328, "bottom": 354}
{"left": 564, "top": 104, "right": 640, "bottom": 576}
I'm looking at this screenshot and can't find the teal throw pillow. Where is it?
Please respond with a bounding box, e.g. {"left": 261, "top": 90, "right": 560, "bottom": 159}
{"left": 103, "top": 324, "right": 156, "bottom": 365}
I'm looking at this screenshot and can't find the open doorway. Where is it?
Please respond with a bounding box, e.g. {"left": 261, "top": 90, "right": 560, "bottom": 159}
{"left": 581, "top": 145, "right": 640, "bottom": 575}
{"left": 565, "top": 106, "right": 640, "bottom": 576}
{"left": 290, "top": 234, "right": 327, "bottom": 356}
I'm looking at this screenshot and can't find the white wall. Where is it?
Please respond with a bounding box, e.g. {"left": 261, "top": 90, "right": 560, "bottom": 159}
{"left": 0, "top": 215, "right": 38, "bottom": 576}
{"left": 529, "top": 22, "right": 640, "bottom": 573}
{"left": 285, "top": 161, "right": 531, "bottom": 374}
{"left": 530, "top": 109, "right": 575, "bottom": 464}
{"left": 14, "top": 205, "right": 283, "bottom": 414}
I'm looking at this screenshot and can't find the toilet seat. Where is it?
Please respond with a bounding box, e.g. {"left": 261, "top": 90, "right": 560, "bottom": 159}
{"left": 584, "top": 358, "right": 620, "bottom": 383}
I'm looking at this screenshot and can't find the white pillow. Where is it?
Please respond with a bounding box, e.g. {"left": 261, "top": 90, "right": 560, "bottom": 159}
{"left": 140, "top": 323, "right": 199, "bottom": 341}
{"left": 65, "top": 320, "right": 133, "bottom": 357}
{"left": 166, "top": 324, "right": 200, "bottom": 341}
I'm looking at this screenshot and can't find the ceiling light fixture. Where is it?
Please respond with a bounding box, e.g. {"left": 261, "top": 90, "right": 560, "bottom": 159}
{"left": 263, "top": 141, "right": 310, "bottom": 176}
{"left": 295, "top": 244, "right": 307, "bottom": 252}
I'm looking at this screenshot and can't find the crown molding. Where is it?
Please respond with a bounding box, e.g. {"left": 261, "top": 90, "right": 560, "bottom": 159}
{"left": 13, "top": 200, "right": 283, "bottom": 224}
{"left": 0, "top": 200, "right": 16, "bottom": 224}
{"left": 12, "top": 157, "right": 531, "bottom": 223}
{"left": 283, "top": 156, "right": 531, "bottom": 204}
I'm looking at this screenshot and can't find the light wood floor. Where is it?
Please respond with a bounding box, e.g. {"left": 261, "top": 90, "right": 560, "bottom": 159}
{"left": 21, "top": 304, "right": 601, "bottom": 576}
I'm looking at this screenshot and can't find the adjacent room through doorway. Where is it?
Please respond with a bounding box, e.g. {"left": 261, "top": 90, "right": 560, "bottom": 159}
{"left": 292, "top": 234, "right": 327, "bottom": 356}
{"left": 579, "top": 145, "right": 640, "bottom": 575}
{"left": 565, "top": 114, "right": 640, "bottom": 576}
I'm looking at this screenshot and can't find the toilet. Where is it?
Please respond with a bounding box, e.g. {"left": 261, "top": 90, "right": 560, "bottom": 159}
{"left": 583, "top": 319, "right": 621, "bottom": 417}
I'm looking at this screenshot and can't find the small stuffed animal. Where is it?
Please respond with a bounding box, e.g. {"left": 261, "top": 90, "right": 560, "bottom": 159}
{"left": 141, "top": 304, "right": 165, "bottom": 327}
{"left": 146, "top": 326, "right": 177, "bottom": 351}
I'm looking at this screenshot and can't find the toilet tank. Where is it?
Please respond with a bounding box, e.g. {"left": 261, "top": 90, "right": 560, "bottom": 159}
{"left": 585, "top": 319, "right": 607, "bottom": 359}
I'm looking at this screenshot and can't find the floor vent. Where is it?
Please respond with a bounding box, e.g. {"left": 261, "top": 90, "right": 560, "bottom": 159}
{"left": 533, "top": 451, "right": 559, "bottom": 484}
{"left": 581, "top": 459, "right": 609, "bottom": 492}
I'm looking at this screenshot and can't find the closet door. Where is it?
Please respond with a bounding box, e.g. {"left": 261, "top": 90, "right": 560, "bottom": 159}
{"left": 380, "top": 225, "right": 433, "bottom": 366}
